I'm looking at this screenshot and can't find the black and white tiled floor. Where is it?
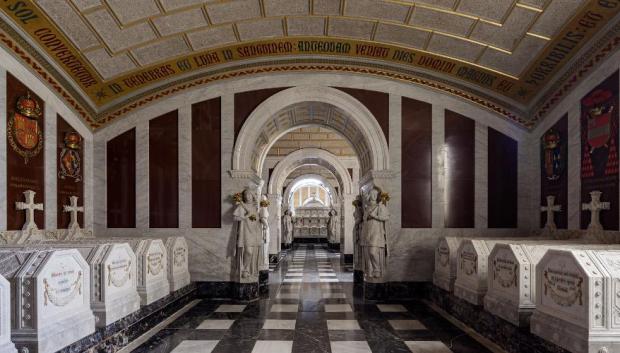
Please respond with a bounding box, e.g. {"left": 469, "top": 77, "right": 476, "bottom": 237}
{"left": 132, "top": 245, "right": 493, "bottom": 353}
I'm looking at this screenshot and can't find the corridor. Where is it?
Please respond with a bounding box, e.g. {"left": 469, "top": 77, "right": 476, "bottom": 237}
{"left": 132, "top": 245, "right": 492, "bottom": 353}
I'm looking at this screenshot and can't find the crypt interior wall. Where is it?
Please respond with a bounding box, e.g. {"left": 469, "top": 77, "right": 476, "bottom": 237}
{"left": 0, "top": 45, "right": 94, "bottom": 234}
{"left": 1, "top": 44, "right": 619, "bottom": 284}
{"left": 91, "top": 73, "right": 534, "bottom": 284}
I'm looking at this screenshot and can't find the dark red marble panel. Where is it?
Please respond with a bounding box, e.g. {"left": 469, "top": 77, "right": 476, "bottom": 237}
{"left": 401, "top": 97, "right": 432, "bottom": 228}
{"left": 445, "top": 110, "right": 475, "bottom": 228}
{"left": 149, "top": 110, "right": 179, "bottom": 228}
{"left": 7, "top": 73, "right": 45, "bottom": 230}
{"left": 540, "top": 114, "right": 568, "bottom": 229}
{"left": 580, "top": 71, "right": 619, "bottom": 230}
{"left": 193, "top": 98, "right": 221, "bottom": 228}
{"left": 57, "top": 115, "right": 84, "bottom": 228}
{"left": 107, "top": 129, "right": 136, "bottom": 228}
{"left": 335, "top": 87, "right": 389, "bottom": 145}
{"left": 488, "top": 128, "right": 518, "bottom": 228}
{"left": 234, "top": 88, "right": 288, "bottom": 139}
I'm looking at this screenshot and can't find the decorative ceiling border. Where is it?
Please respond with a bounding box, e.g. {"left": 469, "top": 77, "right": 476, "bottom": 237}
{"left": 101, "top": 61, "right": 528, "bottom": 128}
{"left": 1, "top": 0, "right": 618, "bottom": 108}
{"left": 0, "top": 10, "right": 618, "bottom": 132}
{"left": 532, "top": 20, "right": 620, "bottom": 125}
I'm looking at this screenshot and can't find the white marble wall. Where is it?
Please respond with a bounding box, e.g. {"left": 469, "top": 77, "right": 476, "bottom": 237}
{"left": 92, "top": 73, "right": 533, "bottom": 282}
{"left": 0, "top": 46, "right": 94, "bottom": 232}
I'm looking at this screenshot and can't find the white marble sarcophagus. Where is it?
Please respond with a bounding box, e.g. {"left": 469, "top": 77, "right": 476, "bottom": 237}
{"left": 160, "top": 236, "right": 190, "bottom": 292}
{"left": 0, "top": 274, "right": 16, "bottom": 353}
{"left": 483, "top": 242, "right": 613, "bottom": 327}
{"left": 453, "top": 238, "right": 554, "bottom": 305}
{"left": 44, "top": 238, "right": 170, "bottom": 305}
{"left": 15, "top": 242, "right": 141, "bottom": 327}
{"left": 433, "top": 237, "right": 469, "bottom": 292}
{"left": 530, "top": 249, "right": 620, "bottom": 353}
{"left": 0, "top": 249, "right": 95, "bottom": 353}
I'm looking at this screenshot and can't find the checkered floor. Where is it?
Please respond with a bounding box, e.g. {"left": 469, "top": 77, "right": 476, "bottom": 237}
{"left": 132, "top": 245, "right": 491, "bottom": 353}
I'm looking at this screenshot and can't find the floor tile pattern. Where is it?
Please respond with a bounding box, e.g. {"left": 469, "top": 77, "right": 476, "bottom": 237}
{"left": 133, "top": 245, "right": 492, "bottom": 353}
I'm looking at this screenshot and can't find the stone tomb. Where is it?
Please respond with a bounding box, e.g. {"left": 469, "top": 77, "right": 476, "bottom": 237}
{"left": 48, "top": 238, "right": 170, "bottom": 305}
{"left": 483, "top": 242, "right": 615, "bottom": 327}
{"left": 0, "top": 249, "right": 95, "bottom": 353}
{"left": 530, "top": 249, "right": 620, "bottom": 353}
{"left": 435, "top": 236, "right": 549, "bottom": 294}
{"left": 454, "top": 238, "right": 555, "bottom": 305}
{"left": 21, "top": 242, "right": 141, "bottom": 326}
{"left": 433, "top": 237, "right": 469, "bottom": 292}
{"left": 160, "top": 236, "right": 190, "bottom": 292}
{"left": 0, "top": 274, "right": 16, "bottom": 353}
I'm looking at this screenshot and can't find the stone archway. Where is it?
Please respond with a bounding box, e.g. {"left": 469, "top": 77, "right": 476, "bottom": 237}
{"left": 264, "top": 148, "right": 358, "bottom": 257}
{"left": 283, "top": 173, "right": 339, "bottom": 212}
{"left": 232, "top": 86, "right": 389, "bottom": 177}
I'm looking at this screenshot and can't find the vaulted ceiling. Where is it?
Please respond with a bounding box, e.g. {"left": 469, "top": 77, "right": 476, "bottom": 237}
{"left": 0, "top": 0, "right": 618, "bottom": 129}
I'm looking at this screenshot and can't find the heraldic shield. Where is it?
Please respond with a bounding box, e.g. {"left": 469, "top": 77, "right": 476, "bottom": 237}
{"left": 542, "top": 129, "right": 564, "bottom": 181}
{"left": 583, "top": 88, "right": 617, "bottom": 178}
{"left": 7, "top": 92, "right": 43, "bottom": 164}
{"left": 59, "top": 132, "right": 82, "bottom": 182}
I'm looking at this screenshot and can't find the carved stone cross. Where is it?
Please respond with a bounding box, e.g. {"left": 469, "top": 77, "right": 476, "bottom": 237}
{"left": 15, "top": 190, "right": 43, "bottom": 232}
{"left": 63, "top": 196, "right": 84, "bottom": 231}
{"left": 541, "top": 195, "right": 562, "bottom": 230}
{"left": 582, "top": 190, "right": 610, "bottom": 231}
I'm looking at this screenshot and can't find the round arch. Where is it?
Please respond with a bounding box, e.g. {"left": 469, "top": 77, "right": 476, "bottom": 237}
{"left": 267, "top": 148, "right": 354, "bottom": 196}
{"left": 283, "top": 173, "right": 339, "bottom": 210}
{"left": 233, "top": 86, "right": 389, "bottom": 176}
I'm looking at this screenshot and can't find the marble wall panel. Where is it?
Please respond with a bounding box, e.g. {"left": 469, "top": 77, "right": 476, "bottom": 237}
{"left": 149, "top": 110, "right": 179, "bottom": 228}
{"left": 6, "top": 73, "right": 45, "bottom": 230}
{"left": 57, "top": 115, "right": 85, "bottom": 229}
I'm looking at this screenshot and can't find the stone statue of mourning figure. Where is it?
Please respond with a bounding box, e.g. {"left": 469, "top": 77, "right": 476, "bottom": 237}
{"left": 327, "top": 209, "right": 338, "bottom": 244}
{"left": 233, "top": 188, "right": 263, "bottom": 279}
{"left": 282, "top": 209, "right": 293, "bottom": 246}
{"left": 362, "top": 187, "right": 389, "bottom": 279}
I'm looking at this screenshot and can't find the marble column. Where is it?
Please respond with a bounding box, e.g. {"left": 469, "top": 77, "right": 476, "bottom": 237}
{"left": 431, "top": 105, "right": 446, "bottom": 228}
{"left": 474, "top": 122, "right": 488, "bottom": 228}
{"left": 342, "top": 193, "right": 356, "bottom": 264}
{"left": 567, "top": 104, "right": 581, "bottom": 229}
{"left": 0, "top": 68, "right": 6, "bottom": 231}
{"left": 267, "top": 193, "right": 281, "bottom": 261}
{"left": 178, "top": 105, "right": 192, "bottom": 229}
{"left": 44, "top": 104, "right": 57, "bottom": 229}
{"left": 136, "top": 120, "right": 149, "bottom": 229}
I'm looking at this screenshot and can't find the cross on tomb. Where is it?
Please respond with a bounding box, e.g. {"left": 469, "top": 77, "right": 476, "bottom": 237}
{"left": 15, "top": 190, "right": 43, "bottom": 232}
{"left": 541, "top": 195, "right": 562, "bottom": 230}
{"left": 63, "top": 196, "right": 84, "bottom": 231}
{"left": 582, "top": 190, "right": 610, "bottom": 231}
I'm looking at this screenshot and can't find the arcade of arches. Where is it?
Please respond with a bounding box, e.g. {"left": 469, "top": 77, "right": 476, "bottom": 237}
{"left": 0, "top": 2, "right": 620, "bottom": 353}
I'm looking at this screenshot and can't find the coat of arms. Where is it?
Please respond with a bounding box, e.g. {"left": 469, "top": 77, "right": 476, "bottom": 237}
{"left": 7, "top": 92, "right": 43, "bottom": 163}
{"left": 582, "top": 88, "right": 617, "bottom": 178}
{"left": 58, "top": 132, "right": 82, "bottom": 182}
{"left": 541, "top": 129, "right": 564, "bottom": 181}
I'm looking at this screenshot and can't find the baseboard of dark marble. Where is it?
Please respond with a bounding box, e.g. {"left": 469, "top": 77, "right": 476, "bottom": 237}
{"left": 342, "top": 254, "right": 353, "bottom": 264}
{"left": 327, "top": 243, "right": 340, "bottom": 251}
{"left": 293, "top": 238, "right": 327, "bottom": 243}
{"left": 197, "top": 281, "right": 234, "bottom": 299}
{"left": 428, "top": 285, "right": 569, "bottom": 353}
{"left": 387, "top": 281, "right": 428, "bottom": 299}
{"left": 58, "top": 284, "right": 197, "bottom": 353}
{"left": 259, "top": 270, "right": 269, "bottom": 292}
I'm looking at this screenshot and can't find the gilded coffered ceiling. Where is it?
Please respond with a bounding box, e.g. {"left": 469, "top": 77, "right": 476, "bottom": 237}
{"left": 0, "top": 0, "right": 618, "bottom": 129}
